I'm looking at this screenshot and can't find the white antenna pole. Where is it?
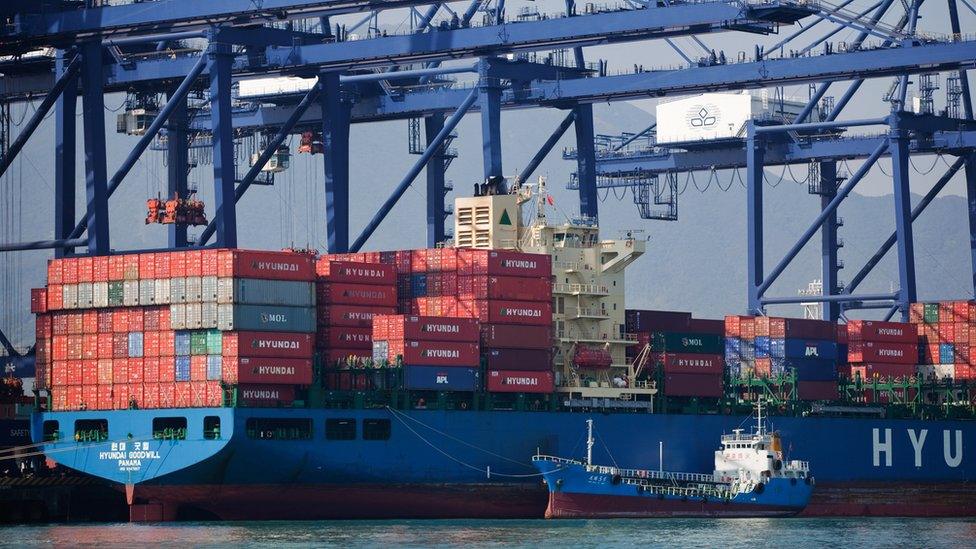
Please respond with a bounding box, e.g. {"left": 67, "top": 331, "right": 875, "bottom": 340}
{"left": 586, "top": 419, "right": 594, "bottom": 466}
{"left": 659, "top": 441, "right": 663, "bottom": 473}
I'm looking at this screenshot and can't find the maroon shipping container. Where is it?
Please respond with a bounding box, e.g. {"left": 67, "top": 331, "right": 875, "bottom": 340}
{"left": 317, "top": 305, "right": 397, "bottom": 328}
{"left": 224, "top": 357, "right": 313, "bottom": 384}
{"left": 664, "top": 373, "right": 724, "bottom": 398}
{"left": 458, "top": 249, "right": 551, "bottom": 278}
{"left": 626, "top": 310, "right": 692, "bottom": 333}
{"left": 657, "top": 353, "right": 724, "bottom": 375}
{"left": 457, "top": 299, "right": 552, "bottom": 326}
{"left": 755, "top": 317, "right": 835, "bottom": 340}
{"left": 486, "top": 369, "right": 554, "bottom": 393}
{"left": 375, "top": 315, "right": 480, "bottom": 342}
{"left": 847, "top": 341, "right": 917, "bottom": 365}
{"left": 216, "top": 249, "right": 315, "bottom": 281}
{"left": 317, "top": 327, "right": 373, "bottom": 349}
{"left": 686, "top": 318, "right": 724, "bottom": 335}
{"left": 238, "top": 384, "right": 296, "bottom": 407}
{"left": 316, "top": 282, "right": 397, "bottom": 307}
{"left": 846, "top": 320, "right": 917, "bottom": 344}
{"left": 222, "top": 331, "right": 314, "bottom": 358}
{"left": 484, "top": 348, "right": 552, "bottom": 371}
{"left": 458, "top": 276, "right": 552, "bottom": 302}
{"left": 481, "top": 324, "right": 552, "bottom": 350}
{"left": 797, "top": 380, "right": 840, "bottom": 401}
{"left": 382, "top": 340, "right": 480, "bottom": 367}
{"left": 850, "top": 362, "right": 917, "bottom": 379}
{"left": 315, "top": 260, "right": 396, "bottom": 285}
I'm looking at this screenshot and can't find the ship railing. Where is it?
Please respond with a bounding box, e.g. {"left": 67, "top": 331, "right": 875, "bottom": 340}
{"left": 624, "top": 478, "right": 734, "bottom": 500}
{"left": 787, "top": 459, "right": 810, "bottom": 471}
{"left": 590, "top": 465, "right": 716, "bottom": 484}
{"left": 532, "top": 455, "right": 582, "bottom": 466}
{"left": 552, "top": 283, "right": 610, "bottom": 295}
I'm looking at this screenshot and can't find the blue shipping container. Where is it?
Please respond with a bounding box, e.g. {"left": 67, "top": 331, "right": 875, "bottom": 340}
{"left": 940, "top": 343, "right": 955, "bottom": 364}
{"left": 781, "top": 339, "right": 838, "bottom": 361}
{"left": 754, "top": 336, "right": 771, "bottom": 358}
{"left": 410, "top": 274, "right": 428, "bottom": 297}
{"left": 785, "top": 358, "right": 838, "bottom": 381}
{"left": 403, "top": 365, "right": 480, "bottom": 391}
{"left": 175, "top": 331, "right": 191, "bottom": 356}
{"left": 127, "top": 332, "right": 144, "bottom": 358}
{"left": 175, "top": 356, "right": 191, "bottom": 382}
{"left": 207, "top": 355, "right": 222, "bottom": 381}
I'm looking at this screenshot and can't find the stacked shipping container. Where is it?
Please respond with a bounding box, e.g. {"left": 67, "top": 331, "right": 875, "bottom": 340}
{"left": 315, "top": 259, "right": 397, "bottom": 365}
{"left": 910, "top": 301, "right": 976, "bottom": 381}
{"left": 33, "top": 250, "right": 315, "bottom": 410}
{"left": 845, "top": 320, "right": 918, "bottom": 380}
{"left": 626, "top": 310, "right": 724, "bottom": 398}
{"left": 372, "top": 315, "right": 481, "bottom": 391}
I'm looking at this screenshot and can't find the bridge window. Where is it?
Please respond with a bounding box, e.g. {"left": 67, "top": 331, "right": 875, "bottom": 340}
{"left": 43, "top": 420, "right": 60, "bottom": 442}
{"left": 246, "top": 418, "right": 312, "bottom": 440}
{"left": 153, "top": 417, "right": 187, "bottom": 440}
{"left": 363, "top": 419, "right": 391, "bottom": 441}
{"left": 74, "top": 419, "right": 108, "bottom": 443}
{"left": 204, "top": 416, "right": 221, "bottom": 440}
{"left": 325, "top": 418, "right": 356, "bottom": 441}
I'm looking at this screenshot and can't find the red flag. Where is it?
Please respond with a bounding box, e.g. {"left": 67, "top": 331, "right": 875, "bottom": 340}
{"left": 546, "top": 195, "right": 554, "bottom": 206}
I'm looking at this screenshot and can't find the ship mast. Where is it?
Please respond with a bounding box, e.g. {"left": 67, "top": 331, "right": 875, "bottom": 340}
{"left": 756, "top": 399, "right": 765, "bottom": 437}
{"left": 586, "top": 419, "right": 594, "bottom": 466}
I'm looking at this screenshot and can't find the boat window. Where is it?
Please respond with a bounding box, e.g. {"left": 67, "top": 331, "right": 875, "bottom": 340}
{"left": 246, "top": 418, "right": 313, "bottom": 440}
{"left": 204, "top": 416, "right": 221, "bottom": 440}
{"left": 153, "top": 417, "right": 187, "bottom": 440}
{"left": 43, "top": 420, "right": 61, "bottom": 442}
{"left": 325, "top": 418, "right": 356, "bottom": 441}
{"left": 363, "top": 419, "right": 391, "bottom": 441}
{"left": 74, "top": 419, "right": 108, "bottom": 443}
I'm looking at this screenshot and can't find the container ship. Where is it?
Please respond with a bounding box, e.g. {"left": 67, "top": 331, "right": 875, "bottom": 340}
{"left": 28, "top": 179, "right": 976, "bottom": 521}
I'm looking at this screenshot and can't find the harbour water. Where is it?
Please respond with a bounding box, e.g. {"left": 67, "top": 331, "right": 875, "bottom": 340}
{"left": 3, "top": 518, "right": 975, "bottom": 548}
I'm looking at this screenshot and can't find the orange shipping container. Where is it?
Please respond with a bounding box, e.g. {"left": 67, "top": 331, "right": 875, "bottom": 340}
{"left": 97, "top": 359, "right": 113, "bottom": 384}
{"left": 77, "top": 257, "right": 94, "bottom": 283}
{"left": 143, "top": 383, "right": 160, "bottom": 408}
{"left": 201, "top": 249, "right": 220, "bottom": 276}
{"left": 66, "top": 312, "right": 83, "bottom": 334}
{"left": 82, "top": 385, "right": 97, "bottom": 409}
{"left": 92, "top": 256, "right": 109, "bottom": 282}
{"left": 174, "top": 382, "right": 192, "bottom": 407}
{"left": 955, "top": 323, "right": 970, "bottom": 344}
{"left": 67, "top": 335, "right": 83, "bottom": 360}
{"left": 190, "top": 356, "right": 207, "bottom": 381}
{"left": 139, "top": 253, "right": 156, "bottom": 279}
{"left": 112, "top": 309, "right": 128, "bottom": 333}
{"left": 97, "top": 333, "right": 113, "bottom": 360}
{"left": 46, "top": 284, "right": 63, "bottom": 310}
{"left": 158, "top": 356, "right": 175, "bottom": 383}
{"left": 52, "top": 361, "right": 67, "bottom": 385}
{"left": 185, "top": 250, "right": 203, "bottom": 277}
{"left": 190, "top": 381, "right": 209, "bottom": 407}
{"left": 128, "top": 308, "right": 144, "bottom": 332}
{"left": 144, "top": 331, "right": 160, "bottom": 357}
{"left": 82, "top": 360, "right": 97, "bottom": 384}
{"left": 112, "top": 358, "right": 128, "bottom": 384}
{"left": 143, "top": 357, "right": 159, "bottom": 383}
{"left": 52, "top": 336, "right": 68, "bottom": 361}
{"left": 66, "top": 385, "right": 82, "bottom": 409}
{"left": 170, "top": 253, "right": 187, "bottom": 277}
{"left": 128, "top": 358, "right": 144, "bottom": 384}
{"left": 62, "top": 258, "right": 78, "bottom": 284}
{"left": 159, "top": 331, "right": 175, "bottom": 356}
{"left": 65, "top": 359, "right": 83, "bottom": 385}
{"left": 47, "top": 260, "right": 64, "bottom": 284}
{"left": 953, "top": 301, "right": 971, "bottom": 322}
{"left": 82, "top": 310, "right": 98, "bottom": 334}
{"left": 82, "top": 334, "right": 98, "bottom": 360}
{"left": 123, "top": 254, "right": 140, "bottom": 280}
{"left": 97, "top": 385, "right": 113, "bottom": 410}
{"left": 159, "top": 383, "right": 176, "bottom": 408}
{"left": 155, "top": 252, "right": 171, "bottom": 279}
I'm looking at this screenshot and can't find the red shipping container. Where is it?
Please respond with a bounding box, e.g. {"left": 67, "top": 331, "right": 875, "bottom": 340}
{"left": 190, "top": 381, "right": 209, "bottom": 406}
{"left": 107, "top": 255, "right": 125, "bottom": 281}
{"left": 96, "top": 310, "right": 113, "bottom": 332}
{"left": 112, "top": 333, "right": 128, "bottom": 358}
{"left": 97, "top": 333, "right": 113, "bottom": 359}
{"left": 320, "top": 348, "right": 372, "bottom": 366}
{"left": 128, "top": 308, "right": 144, "bottom": 332}
{"left": 206, "top": 381, "right": 223, "bottom": 406}
{"left": 374, "top": 315, "right": 480, "bottom": 342}
{"left": 410, "top": 249, "right": 429, "bottom": 272}
{"left": 51, "top": 336, "right": 68, "bottom": 361}
{"left": 82, "top": 335, "right": 98, "bottom": 360}
{"left": 755, "top": 316, "right": 835, "bottom": 340}
{"left": 952, "top": 301, "right": 971, "bottom": 322}
{"left": 317, "top": 305, "right": 396, "bottom": 328}
{"left": 222, "top": 332, "right": 314, "bottom": 358}
{"left": 922, "top": 343, "right": 940, "bottom": 364}
{"left": 382, "top": 340, "right": 479, "bottom": 367}
{"left": 92, "top": 256, "right": 109, "bottom": 283}
{"left": 457, "top": 299, "right": 552, "bottom": 326}
{"left": 127, "top": 358, "right": 144, "bottom": 383}
{"left": 66, "top": 335, "right": 83, "bottom": 359}
{"left": 847, "top": 320, "right": 917, "bottom": 344}
{"left": 185, "top": 250, "right": 203, "bottom": 277}
{"left": 61, "top": 258, "right": 78, "bottom": 284}
{"left": 174, "top": 382, "right": 192, "bottom": 407}
{"left": 480, "top": 324, "right": 552, "bottom": 350}
{"left": 159, "top": 331, "right": 175, "bottom": 356}
{"left": 216, "top": 249, "right": 315, "bottom": 281}
{"left": 238, "top": 384, "right": 296, "bottom": 407}
{"left": 142, "top": 383, "right": 160, "bottom": 408}
{"left": 128, "top": 383, "right": 145, "bottom": 408}
{"left": 66, "top": 312, "right": 83, "bottom": 335}
{"left": 957, "top": 345, "right": 973, "bottom": 366}
{"left": 47, "top": 259, "right": 64, "bottom": 285}
{"left": 143, "top": 331, "right": 160, "bottom": 357}
{"left": 486, "top": 369, "right": 554, "bottom": 393}
{"left": 938, "top": 322, "right": 954, "bottom": 343}
{"left": 66, "top": 385, "right": 83, "bottom": 410}
{"left": 687, "top": 319, "right": 725, "bottom": 335}
{"left": 850, "top": 362, "right": 916, "bottom": 379}
{"left": 316, "top": 282, "right": 397, "bottom": 307}
{"left": 97, "top": 385, "right": 113, "bottom": 410}
{"left": 36, "top": 315, "right": 53, "bottom": 338}
{"left": 120, "top": 254, "right": 138, "bottom": 280}
{"left": 458, "top": 275, "right": 551, "bottom": 302}
{"left": 97, "top": 359, "right": 113, "bottom": 385}
{"left": 51, "top": 361, "right": 67, "bottom": 385}
{"left": 224, "top": 357, "right": 313, "bottom": 385}
{"left": 112, "top": 309, "right": 128, "bottom": 333}
{"left": 77, "top": 257, "right": 94, "bottom": 283}
{"left": 154, "top": 252, "right": 171, "bottom": 279}
{"left": 458, "top": 249, "right": 551, "bottom": 278}
{"left": 143, "top": 308, "right": 160, "bottom": 331}
{"left": 143, "top": 357, "right": 159, "bottom": 383}
{"left": 159, "top": 383, "right": 176, "bottom": 408}
{"left": 658, "top": 353, "right": 724, "bottom": 375}
{"left": 316, "top": 260, "right": 396, "bottom": 285}
{"left": 46, "top": 284, "right": 63, "bottom": 310}
{"left": 847, "top": 341, "right": 917, "bottom": 364}
{"left": 66, "top": 360, "right": 83, "bottom": 385}
{"left": 169, "top": 252, "right": 187, "bottom": 277}
{"left": 113, "top": 358, "right": 128, "bottom": 384}
{"left": 81, "top": 384, "right": 97, "bottom": 408}
{"left": 52, "top": 314, "right": 68, "bottom": 336}
{"left": 82, "top": 310, "right": 98, "bottom": 334}
{"left": 201, "top": 249, "right": 220, "bottom": 277}
{"left": 754, "top": 358, "right": 773, "bottom": 377}
{"left": 158, "top": 356, "right": 175, "bottom": 382}
{"left": 190, "top": 356, "right": 207, "bottom": 381}
{"left": 484, "top": 348, "right": 552, "bottom": 371}
{"left": 30, "top": 288, "right": 48, "bottom": 313}
{"left": 955, "top": 323, "right": 970, "bottom": 345}
{"left": 317, "top": 327, "right": 372, "bottom": 349}
{"left": 797, "top": 380, "right": 839, "bottom": 401}
{"left": 939, "top": 302, "right": 954, "bottom": 323}
{"left": 664, "top": 373, "right": 724, "bottom": 397}
{"left": 159, "top": 307, "right": 171, "bottom": 330}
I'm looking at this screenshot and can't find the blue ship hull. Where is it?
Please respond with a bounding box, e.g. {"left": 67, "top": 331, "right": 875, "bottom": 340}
{"left": 31, "top": 407, "right": 976, "bottom": 519}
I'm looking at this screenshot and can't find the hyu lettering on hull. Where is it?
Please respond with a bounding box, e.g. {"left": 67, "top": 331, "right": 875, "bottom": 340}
{"left": 872, "top": 428, "right": 965, "bottom": 468}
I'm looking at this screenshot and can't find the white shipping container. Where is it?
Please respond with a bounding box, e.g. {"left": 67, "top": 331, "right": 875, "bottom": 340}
{"left": 655, "top": 92, "right": 816, "bottom": 144}
{"left": 216, "top": 304, "right": 315, "bottom": 332}
{"left": 201, "top": 302, "right": 219, "bottom": 329}
{"left": 123, "top": 280, "right": 140, "bottom": 306}
{"left": 170, "top": 304, "right": 187, "bottom": 330}
{"left": 92, "top": 282, "right": 109, "bottom": 308}
{"left": 62, "top": 284, "right": 78, "bottom": 309}
{"left": 76, "top": 282, "right": 94, "bottom": 308}
{"left": 139, "top": 279, "right": 156, "bottom": 305}
{"left": 237, "top": 76, "right": 315, "bottom": 99}
{"left": 916, "top": 364, "right": 936, "bottom": 377}
{"left": 201, "top": 276, "right": 219, "bottom": 303}
{"left": 185, "top": 276, "right": 203, "bottom": 303}
{"left": 215, "top": 278, "right": 315, "bottom": 307}
{"left": 170, "top": 277, "right": 187, "bottom": 304}
{"left": 154, "top": 278, "right": 171, "bottom": 305}
{"left": 185, "top": 302, "right": 203, "bottom": 329}
{"left": 934, "top": 364, "right": 956, "bottom": 379}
